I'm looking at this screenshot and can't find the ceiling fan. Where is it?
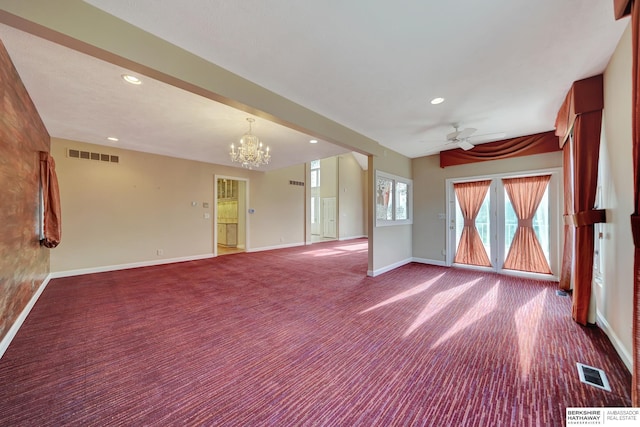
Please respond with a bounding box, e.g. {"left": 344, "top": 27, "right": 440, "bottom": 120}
{"left": 444, "top": 124, "right": 477, "bottom": 151}
{"left": 438, "top": 123, "right": 507, "bottom": 151}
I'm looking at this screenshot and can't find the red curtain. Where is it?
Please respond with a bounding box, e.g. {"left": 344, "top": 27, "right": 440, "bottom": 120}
{"left": 569, "top": 112, "right": 603, "bottom": 325}
{"left": 440, "top": 131, "right": 560, "bottom": 168}
{"left": 555, "top": 74, "right": 605, "bottom": 326}
{"left": 453, "top": 180, "right": 492, "bottom": 267}
{"left": 559, "top": 144, "right": 574, "bottom": 291}
{"left": 503, "top": 175, "right": 552, "bottom": 274}
{"left": 39, "top": 151, "right": 61, "bottom": 248}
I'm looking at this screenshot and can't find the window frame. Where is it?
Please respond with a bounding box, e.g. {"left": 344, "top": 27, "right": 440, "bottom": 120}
{"left": 375, "top": 170, "right": 413, "bottom": 227}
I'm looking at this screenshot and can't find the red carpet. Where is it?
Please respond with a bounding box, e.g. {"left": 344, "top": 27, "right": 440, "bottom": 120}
{"left": 0, "top": 239, "right": 631, "bottom": 426}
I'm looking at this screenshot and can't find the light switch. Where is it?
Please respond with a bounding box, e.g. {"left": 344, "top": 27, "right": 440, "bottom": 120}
{"left": 204, "top": 213, "right": 210, "bottom": 219}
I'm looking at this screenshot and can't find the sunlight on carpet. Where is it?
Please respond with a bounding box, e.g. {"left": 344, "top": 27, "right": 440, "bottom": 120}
{"left": 359, "top": 273, "right": 445, "bottom": 314}
{"left": 431, "top": 280, "right": 499, "bottom": 347}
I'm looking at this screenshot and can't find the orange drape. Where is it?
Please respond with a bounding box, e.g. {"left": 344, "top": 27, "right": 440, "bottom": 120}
{"left": 440, "top": 131, "right": 560, "bottom": 168}
{"left": 570, "top": 112, "right": 603, "bottom": 325}
{"left": 453, "top": 180, "right": 492, "bottom": 267}
{"left": 559, "top": 143, "right": 574, "bottom": 291}
{"left": 39, "top": 151, "right": 61, "bottom": 248}
{"left": 503, "top": 175, "right": 552, "bottom": 274}
{"left": 555, "top": 74, "right": 604, "bottom": 326}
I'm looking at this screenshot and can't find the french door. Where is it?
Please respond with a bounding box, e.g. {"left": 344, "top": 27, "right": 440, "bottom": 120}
{"left": 446, "top": 169, "right": 561, "bottom": 278}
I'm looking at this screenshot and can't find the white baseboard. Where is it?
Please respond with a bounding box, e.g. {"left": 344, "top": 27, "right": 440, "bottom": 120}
{"left": 339, "top": 235, "right": 367, "bottom": 241}
{"left": 247, "top": 242, "right": 305, "bottom": 253}
{"left": 367, "top": 257, "right": 413, "bottom": 277}
{"left": 412, "top": 257, "right": 447, "bottom": 267}
{"left": 596, "top": 310, "right": 632, "bottom": 372}
{"left": 0, "top": 274, "right": 52, "bottom": 359}
{"left": 50, "top": 253, "right": 214, "bottom": 278}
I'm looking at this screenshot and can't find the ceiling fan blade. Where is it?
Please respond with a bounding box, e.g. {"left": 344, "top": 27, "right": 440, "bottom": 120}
{"left": 457, "top": 140, "right": 475, "bottom": 151}
{"left": 469, "top": 132, "right": 507, "bottom": 144}
{"left": 456, "top": 127, "right": 477, "bottom": 139}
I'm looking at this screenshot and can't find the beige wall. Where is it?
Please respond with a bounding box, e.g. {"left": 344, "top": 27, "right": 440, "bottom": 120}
{"left": 248, "top": 165, "right": 306, "bottom": 250}
{"left": 338, "top": 153, "right": 366, "bottom": 240}
{"left": 369, "top": 149, "right": 413, "bottom": 275}
{"left": 50, "top": 138, "right": 306, "bottom": 273}
{"left": 412, "top": 151, "right": 562, "bottom": 263}
{"left": 600, "top": 23, "right": 633, "bottom": 367}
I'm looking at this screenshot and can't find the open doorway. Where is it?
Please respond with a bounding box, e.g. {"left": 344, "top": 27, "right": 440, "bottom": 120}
{"left": 215, "top": 176, "right": 248, "bottom": 256}
{"left": 309, "top": 158, "right": 338, "bottom": 243}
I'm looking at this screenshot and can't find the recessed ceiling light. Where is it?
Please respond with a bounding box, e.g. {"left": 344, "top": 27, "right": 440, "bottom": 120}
{"left": 310, "top": 139, "right": 318, "bottom": 144}
{"left": 430, "top": 97, "right": 445, "bottom": 105}
{"left": 107, "top": 136, "right": 119, "bottom": 142}
{"left": 121, "top": 74, "right": 142, "bottom": 85}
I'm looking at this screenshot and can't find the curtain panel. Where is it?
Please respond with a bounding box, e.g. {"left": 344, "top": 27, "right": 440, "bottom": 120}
{"left": 439, "top": 131, "right": 560, "bottom": 168}
{"left": 503, "top": 175, "right": 552, "bottom": 274}
{"left": 39, "top": 151, "right": 61, "bottom": 248}
{"left": 554, "top": 74, "right": 605, "bottom": 326}
{"left": 453, "top": 180, "right": 492, "bottom": 267}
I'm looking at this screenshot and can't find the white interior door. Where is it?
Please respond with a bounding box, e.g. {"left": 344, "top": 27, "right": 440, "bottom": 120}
{"left": 322, "top": 197, "right": 337, "bottom": 238}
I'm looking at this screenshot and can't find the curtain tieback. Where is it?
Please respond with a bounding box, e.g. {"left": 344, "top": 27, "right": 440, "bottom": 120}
{"left": 631, "top": 214, "right": 640, "bottom": 248}
{"left": 463, "top": 218, "right": 475, "bottom": 227}
{"left": 517, "top": 218, "right": 533, "bottom": 227}
{"left": 563, "top": 209, "right": 606, "bottom": 227}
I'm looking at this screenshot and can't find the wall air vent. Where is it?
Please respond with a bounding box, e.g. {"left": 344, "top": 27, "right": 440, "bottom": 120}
{"left": 67, "top": 148, "right": 119, "bottom": 164}
{"left": 289, "top": 180, "right": 305, "bottom": 186}
{"left": 576, "top": 363, "right": 611, "bottom": 392}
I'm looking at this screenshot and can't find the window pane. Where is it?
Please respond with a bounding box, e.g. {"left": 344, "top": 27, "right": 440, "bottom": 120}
{"left": 476, "top": 192, "right": 491, "bottom": 256}
{"left": 310, "top": 170, "right": 319, "bottom": 188}
{"left": 310, "top": 159, "right": 320, "bottom": 169}
{"left": 376, "top": 177, "right": 393, "bottom": 220}
{"left": 395, "top": 182, "right": 408, "bottom": 220}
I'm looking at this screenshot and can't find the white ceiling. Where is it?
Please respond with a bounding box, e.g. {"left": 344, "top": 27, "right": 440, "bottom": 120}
{"left": 0, "top": 1, "right": 630, "bottom": 169}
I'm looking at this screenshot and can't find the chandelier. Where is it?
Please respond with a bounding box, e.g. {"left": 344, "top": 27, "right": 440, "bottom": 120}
{"left": 230, "top": 118, "right": 271, "bottom": 169}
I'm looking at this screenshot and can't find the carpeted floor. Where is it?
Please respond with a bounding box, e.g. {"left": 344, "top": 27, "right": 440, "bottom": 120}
{"left": 0, "top": 239, "right": 631, "bottom": 426}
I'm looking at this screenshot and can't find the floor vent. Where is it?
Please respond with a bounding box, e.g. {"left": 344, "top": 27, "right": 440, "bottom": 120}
{"left": 67, "top": 148, "right": 119, "bottom": 164}
{"left": 556, "top": 289, "right": 568, "bottom": 297}
{"left": 576, "top": 363, "right": 611, "bottom": 392}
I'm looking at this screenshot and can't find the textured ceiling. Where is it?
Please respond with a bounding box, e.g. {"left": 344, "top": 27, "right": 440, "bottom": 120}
{"left": 0, "top": 1, "right": 630, "bottom": 169}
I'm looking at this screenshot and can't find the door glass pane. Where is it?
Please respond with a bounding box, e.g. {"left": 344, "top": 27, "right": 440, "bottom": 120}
{"left": 504, "top": 186, "right": 549, "bottom": 263}
{"left": 455, "top": 189, "right": 491, "bottom": 258}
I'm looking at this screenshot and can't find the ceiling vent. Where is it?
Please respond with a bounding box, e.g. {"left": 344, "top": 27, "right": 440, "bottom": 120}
{"left": 576, "top": 363, "right": 611, "bottom": 392}
{"left": 67, "top": 148, "right": 119, "bottom": 164}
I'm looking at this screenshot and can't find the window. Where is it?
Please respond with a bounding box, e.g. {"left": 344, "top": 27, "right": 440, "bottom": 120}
{"left": 310, "top": 160, "right": 321, "bottom": 233}
{"left": 376, "top": 170, "right": 412, "bottom": 226}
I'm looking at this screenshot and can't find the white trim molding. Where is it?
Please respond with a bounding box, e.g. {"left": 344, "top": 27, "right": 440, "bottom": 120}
{"left": 0, "top": 274, "right": 52, "bottom": 359}
{"left": 50, "top": 254, "right": 214, "bottom": 278}
{"left": 597, "top": 310, "right": 632, "bottom": 372}
{"left": 367, "top": 257, "right": 413, "bottom": 277}
{"left": 412, "top": 257, "right": 447, "bottom": 267}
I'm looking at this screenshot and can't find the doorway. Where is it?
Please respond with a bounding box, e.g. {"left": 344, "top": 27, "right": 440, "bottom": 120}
{"left": 446, "top": 169, "right": 561, "bottom": 277}
{"left": 215, "top": 176, "right": 248, "bottom": 256}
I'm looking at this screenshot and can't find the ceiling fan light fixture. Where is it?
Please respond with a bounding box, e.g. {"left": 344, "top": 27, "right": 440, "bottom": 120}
{"left": 430, "top": 97, "right": 445, "bottom": 105}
